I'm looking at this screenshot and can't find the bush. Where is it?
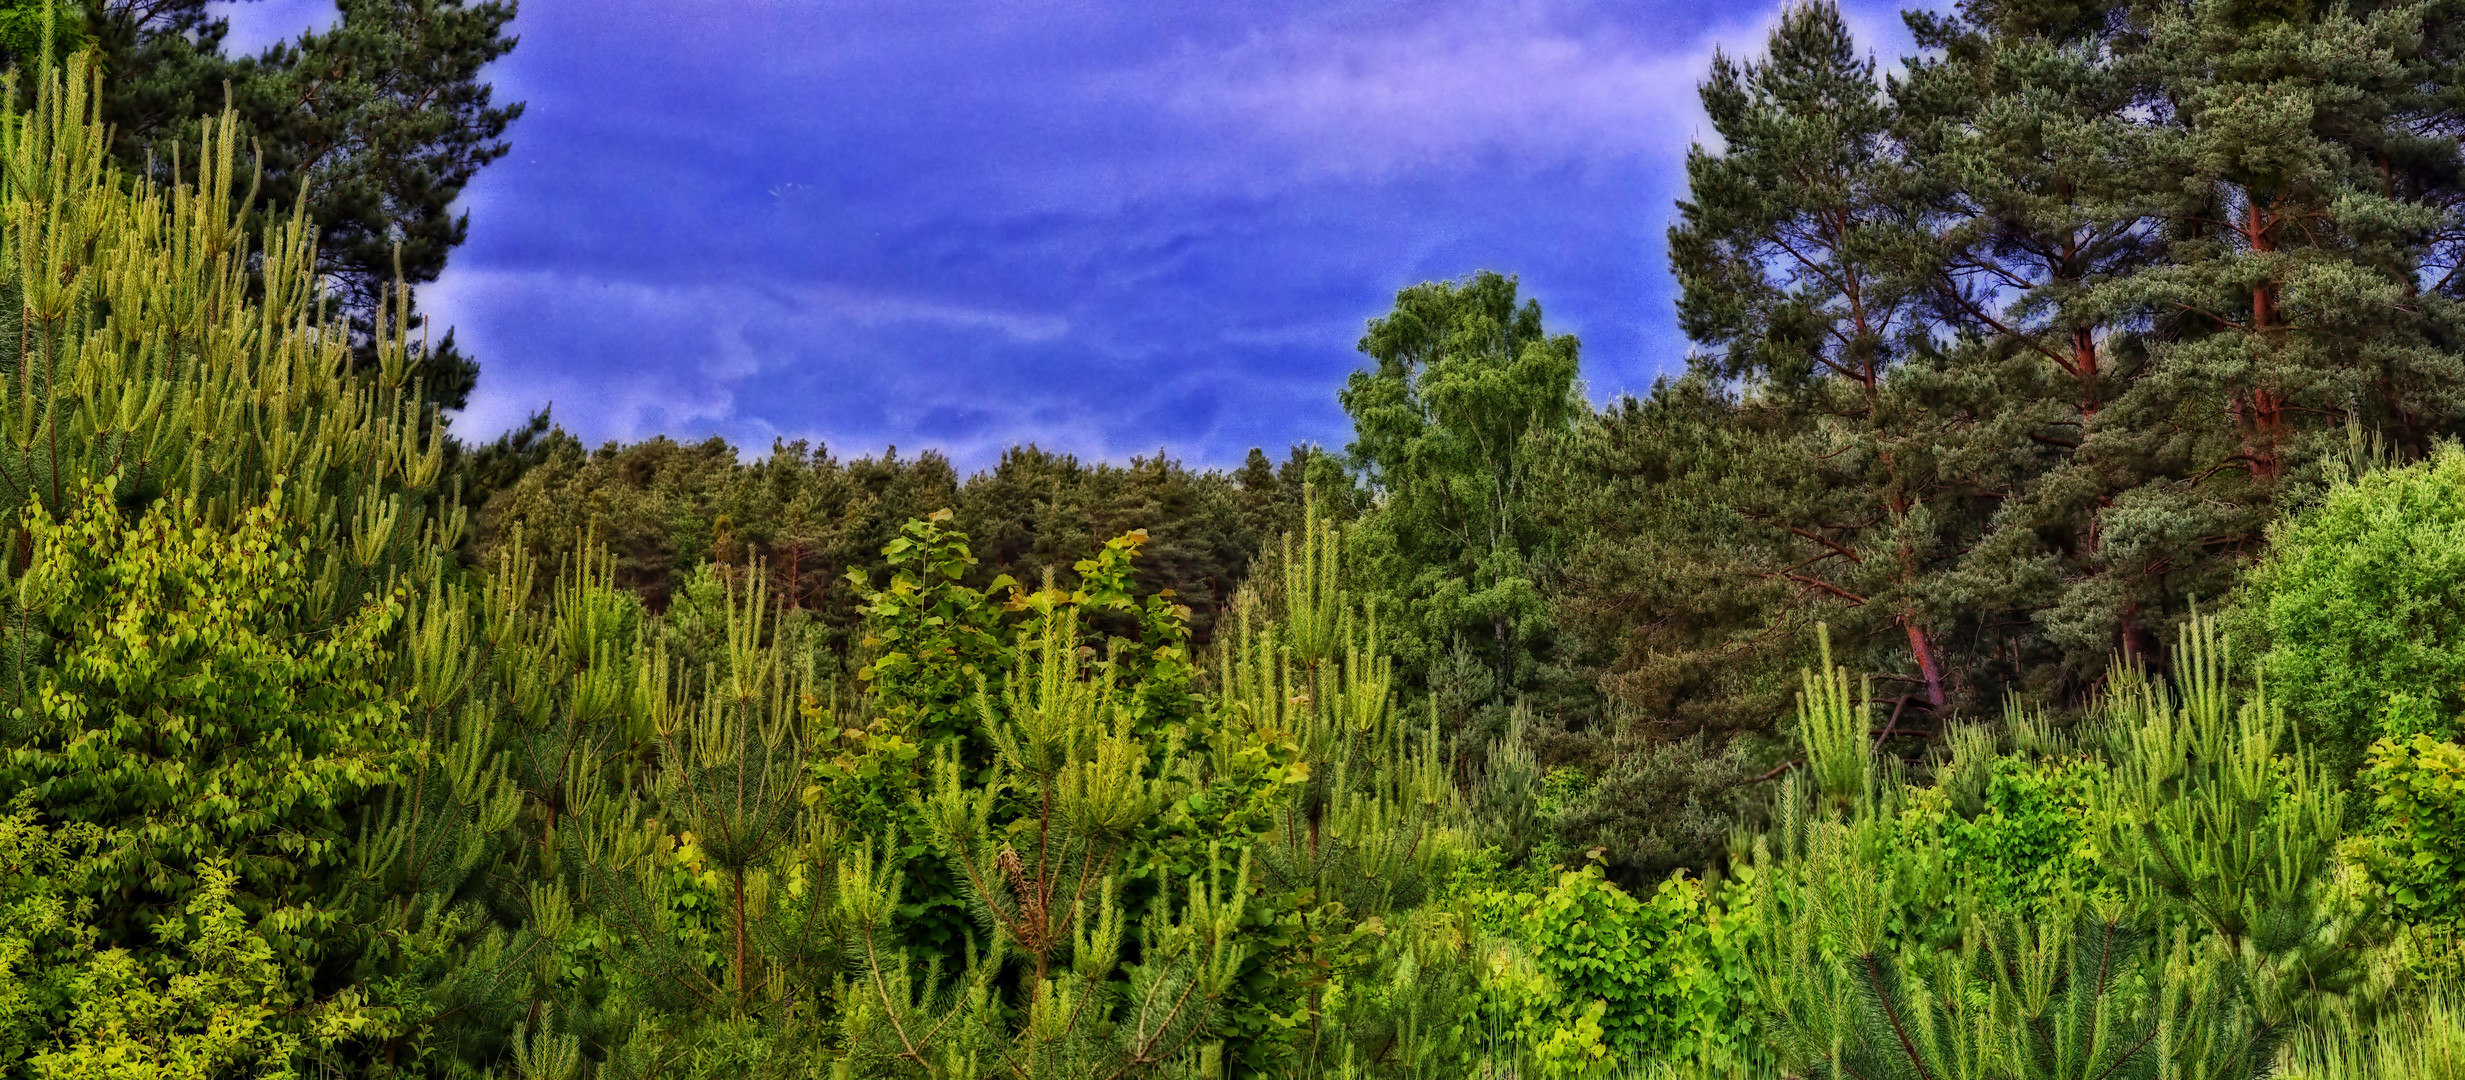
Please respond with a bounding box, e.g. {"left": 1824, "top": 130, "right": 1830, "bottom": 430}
{"left": 2363, "top": 733, "right": 2465, "bottom": 931}
{"left": 2242, "top": 444, "right": 2465, "bottom": 776}
{"left": 1939, "top": 755, "right": 2105, "bottom": 911}
{"left": 1484, "top": 862, "right": 1753, "bottom": 1068}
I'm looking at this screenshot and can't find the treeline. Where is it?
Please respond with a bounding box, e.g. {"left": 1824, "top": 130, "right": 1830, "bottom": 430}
{"left": 469, "top": 435, "right": 1342, "bottom": 647}
{"left": 458, "top": 0, "right": 2465, "bottom": 894}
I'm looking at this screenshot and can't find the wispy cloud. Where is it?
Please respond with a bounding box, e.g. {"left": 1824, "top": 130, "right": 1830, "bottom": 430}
{"left": 252, "top": 0, "right": 1941, "bottom": 468}
{"left": 1127, "top": 9, "right": 1756, "bottom": 178}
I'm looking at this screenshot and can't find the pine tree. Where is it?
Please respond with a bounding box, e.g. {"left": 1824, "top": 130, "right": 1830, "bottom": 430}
{"left": 67, "top": 0, "right": 523, "bottom": 413}
{"left": 0, "top": 51, "right": 519, "bottom": 1073}
{"left": 474, "top": 435, "right": 1311, "bottom": 660}
{"left": 1741, "top": 616, "right": 2365, "bottom": 1079}
{"left": 1574, "top": 0, "right": 2465, "bottom": 741}
{"left": 834, "top": 544, "right": 1254, "bottom": 1078}
{"left": 1897, "top": 0, "right": 2465, "bottom": 676}
{"left": 1657, "top": 0, "right": 2003, "bottom": 723}
{"left": 1216, "top": 501, "right": 1483, "bottom": 1076}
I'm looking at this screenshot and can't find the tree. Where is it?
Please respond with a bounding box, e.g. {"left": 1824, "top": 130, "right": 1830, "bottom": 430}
{"left": 1895, "top": 0, "right": 2465, "bottom": 679}
{"left": 66, "top": 0, "right": 523, "bottom": 414}
{"left": 233, "top": 0, "right": 521, "bottom": 409}
{"left": 3, "top": 485, "right": 413, "bottom": 979}
{"left": 1743, "top": 617, "right": 2368, "bottom": 1080}
{"left": 2240, "top": 444, "right": 2465, "bottom": 773}
{"left": 1217, "top": 503, "right": 1484, "bottom": 1076}
{"left": 1341, "top": 271, "right": 1581, "bottom": 725}
{"left": 472, "top": 436, "right": 1315, "bottom": 661}
{"left": 1554, "top": 381, "right": 1809, "bottom": 741}
{"left": 0, "top": 57, "right": 517, "bottom": 1073}
{"left": 1942, "top": 0, "right": 2465, "bottom": 675}
{"left": 1556, "top": 1, "right": 1987, "bottom": 808}
{"left": 839, "top": 604, "right": 1247, "bottom": 1079}
{"left": 1566, "top": 0, "right": 2465, "bottom": 749}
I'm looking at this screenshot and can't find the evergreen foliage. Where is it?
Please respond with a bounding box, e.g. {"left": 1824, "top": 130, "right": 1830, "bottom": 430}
{"left": 1742, "top": 616, "right": 2376, "bottom": 1080}
{"left": 56, "top": 0, "right": 522, "bottom": 413}
{"left": 0, "top": 50, "right": 474, "bottom": 1073}
{"left": 475, "top": 437, "right": 1325, "bottom": 654}
{"left": 1564, "top": 0, "right": 2465, "bottom": 755}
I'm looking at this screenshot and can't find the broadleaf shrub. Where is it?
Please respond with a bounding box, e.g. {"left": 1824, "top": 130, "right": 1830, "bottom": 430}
{"left": 1482, "top": 861, "right": 1752, "bottom": 1068}
{"left": 2242, "top": 445, "right": 2465, "bottom": 775}
{"left": 2364, "top": 733, "right": 2465, "bottom": 930}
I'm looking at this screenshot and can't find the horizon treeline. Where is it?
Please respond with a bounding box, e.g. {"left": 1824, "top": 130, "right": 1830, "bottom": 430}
{"left": 3, "top": 0, "right": 2465, "bottom": 1076}
{"left": 470, "top": 434, "right": 1344, "bottom": 648}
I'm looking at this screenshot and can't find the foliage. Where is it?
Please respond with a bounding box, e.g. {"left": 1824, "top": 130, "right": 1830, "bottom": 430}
{"left": 2361, "top": 734, "right": 2465, "bottom": 932}
{"left": 1208, "top": 500, "right": 1484, "bottom": 1077}
{"left": 852, "top": 510, "right": 1018, "bottom": 763}
{"left": 2243, "top": 445, "right": 2465, "bottom": 775}
{"left": 8, "top": 2, "right": 2465, "bottom": 1076}
{"left": 75, "top": 0, "right": 523, "bottom": 412}
{"left": 31, "top": 863, "right": 304, "bottom": 1080}
{"left": 3, "top": 483, "right": 412, "bottom": 974}
{"left": 0, "top": 810, "right": 78, "bottom": 1072}
{"left": 1497, "top": 863, "right": 1751, "bottom": 1067}
{"left": 1794, "top": 626, "right": 1872, "bottom": 815}
{"left": 477, "top": 438, "right": 1321, "bottom": 651}
{"left": 2094, "top": 619, "right": 2380, "bottom": 1031}
{"left": 2286, "top": 991, "right": 2465, "bottom": 1080}
{"left": 1934, "top": 755, "right": 2104, "bottom": 913}
{"left": 1546, "top": 735, "right": 1764, "bottom": 885}
{"left": 1738, "top": 617, "right": 2365, "bottom": 1079}
{"left": 837, "top": 604, "right": 1249, "bottom": 1079}
{"left": 1561, "top": 0, "right": 2465, "bottom": 760}
{"left": 0, "top": 53, "right": 475, "bottom": 1075}
{"left": 1341, "top": 271, "right": 1582, "bottom": 721}
{"left": 0, "top": 1, "right": 79, "bottom": 65}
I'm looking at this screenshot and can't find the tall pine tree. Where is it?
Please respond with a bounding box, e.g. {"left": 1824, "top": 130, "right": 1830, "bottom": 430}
{"left": 1575, "top": 0, "right": 2465, "bottom": 738}
{"left": 49, "top": 0, "right": 522, "bottom": 414}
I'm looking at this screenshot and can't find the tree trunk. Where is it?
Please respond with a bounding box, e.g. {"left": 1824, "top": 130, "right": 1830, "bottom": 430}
{"left": 1904, "top": 617, "right": 1945, "bottom": 710}
{"left": 733, "top": 867, "right": 750, "bottom": 998}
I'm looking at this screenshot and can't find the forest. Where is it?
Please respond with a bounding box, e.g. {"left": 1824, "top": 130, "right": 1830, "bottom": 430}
{"left": 0, "top": 0, "right": 2462, "bottom": 1076}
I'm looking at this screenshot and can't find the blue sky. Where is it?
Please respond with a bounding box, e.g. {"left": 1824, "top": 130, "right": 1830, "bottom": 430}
{"left": 221, "top": 0, "right": 1923, "bottom": 469}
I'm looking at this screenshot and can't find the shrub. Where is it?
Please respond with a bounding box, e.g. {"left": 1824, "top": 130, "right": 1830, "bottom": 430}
{"left": 2363, "top": 733, "right": 2465, "bottom": 931}
{"left": 1940, "top": 755, "right": 2106, "bottom": 911}
{"left": 2242, "top": 444, "right": 2465, "bottom": 775}
{"left": 1497, "top": 862, "right": 1752, "bottom": 1067}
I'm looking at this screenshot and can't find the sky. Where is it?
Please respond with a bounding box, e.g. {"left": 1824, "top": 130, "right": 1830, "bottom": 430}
{"left": 218, "top": 0, "right": 1925, "bottom": 470}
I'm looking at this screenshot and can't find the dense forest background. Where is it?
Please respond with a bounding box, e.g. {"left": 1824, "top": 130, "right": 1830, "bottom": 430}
{"left": 0, "top": 0, "right": 2462, "bottom": 1077}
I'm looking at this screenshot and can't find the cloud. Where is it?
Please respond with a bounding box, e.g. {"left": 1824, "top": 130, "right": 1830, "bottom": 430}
{"left": 218, "top": 0, "right": 338, "bottom": 54}
{"left": 1124, "top": 8, "right": 1754, "bottom": 179}
{"left": 371, "top": 0, "right": 1937, "bottom": 468}
{"left": 437, "top": 266, "right": 1245, "bottom": 468}
{"left": 440, "top": 270, "right": 1058, "bottom": 416}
